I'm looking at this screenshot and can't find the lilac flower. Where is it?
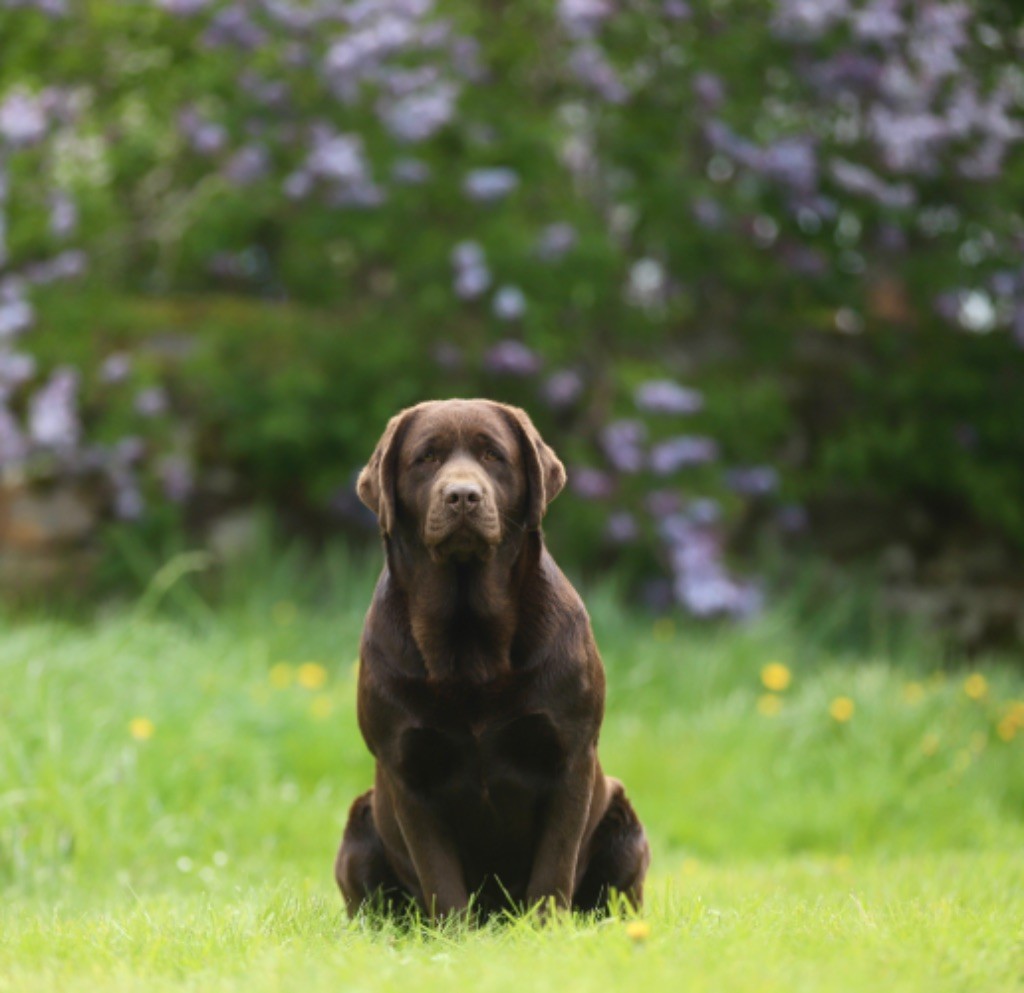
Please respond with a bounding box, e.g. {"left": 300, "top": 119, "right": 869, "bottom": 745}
{"left": 762, "top": 137, "right": 818, "bottom": 193}
{"left": 463, "top": 167, "right": 519, "bottom": 202}
{"left": 535, "top": 223, "right": 577, "bottom": 261}
{"left": 204, "top": 5, "right": 268, "bottom": 49}
{"left": 725, "top": 466, "right": 779, "bottom": 496}
{"left": 540, "top": 369, "right": 584, "bottom": 410}
{"left": 114, "top": 482, "right": 145, "bottom": 521}
{"left": 605, "top": 510, "right": 638, "bottom": 544}
{"left": 283, "top": 171, "right": 313, "bottom": 200}
{"left": 305, "top": 130, "right": 367, "bottom": 183}
{"left": 49, "top": 191, "right": 77, "bottom": 238}
{"left": 770, "top": 0, "right": 848, "bottom": 41}
{"left": 687, "top": 498, "right": 722, "bottom": 526}
{"left": 391, "top": 158, "right": 431, "bottom": 185}
{"left": 159, "top": 455, "right": 193, "bottom": 502}
{"left": 645, "top": 489, "right": 682, "bottom": 519}
{"left": 451, "top": 240, "right": 491, "bottom": 299}
{"left": 157, "top": 0, "right": 211, "bottom": 13}
{"left": 569, "top": 466, "right": 616, "bottom": 500}
{"left": 558, "top": 0, "right": 614, "bottom": 39}
{"left": 27, "top": 367, "right": 79, "bottom": 449}
{"left": 649, "top": 436, "right": 719, "bottom": 475}
{"left": 634, "top": 380, "right": 703, "bottom": 415}
{"left": 568, "top": 44, "right": 627, "bottom": 103}
{"left": 851, "top": 0, "right": 904, "bottom": 41}
{"left": 493, "top": 286, "right": 527, "bottom": 321}
{"left": 114, "top": 436, "right": 145, "bottom": 465}
{"left": 0, "top": 90, "right": 47, "bottom": 147}
{"left": 135, "top": 387, "right": 169, "bottom": 418}
{"left": 223, "top": 145, "right": 269, "bottom": 185}
{"left": 830, "top": 159, "right": 915, "bottom": 208}
{"left": 179, "top": 108, "right": 227, "bottom": 155}
{"left": 482, "top": 340, "right": 542, "bottom": 377}
{"left": 0, "top": 296, "right": 33, "bottom": 338}
{"left": 692, "top": 72, "right": 725, "bottom": 110}
{"left": 662, "top": 1, "right": 691, "bottom": 19}
{"left": 600, "top": 419, "right": 646, "bottom": 473}
{"left": 0, "top": 349, "right": 35, "bottom": 389}
{"left": 380, "top": 84, "right": 457, "bottom": 143}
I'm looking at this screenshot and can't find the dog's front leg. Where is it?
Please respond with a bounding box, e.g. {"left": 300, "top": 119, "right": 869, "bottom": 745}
{"left": 385, "top": 771, "right": 469, "bottom": 919}
{"left": 524, "top": 747, "right": 597, "bottom": 911}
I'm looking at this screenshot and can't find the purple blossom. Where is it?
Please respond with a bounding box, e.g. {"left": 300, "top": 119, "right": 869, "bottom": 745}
{"left": 540, "top": 369, "right": 584, "bottom": 410}
{"left": 463, "top": 167, "right": 520, "bottom": 202}
{"left": 179, "top": 108, "right": 227, "bottom": 155}
{"left": 223, "top": 145, "right": 269, "bottom": 185}
{"left": 0, "top": 296, "right": 33, "bottom": 338}
{"left": 600, "top": 419, "right": 646, "bottom": 473}
{"left": 558, "top": 0, "right": 613, "bottom": 39}
{"left": 157, "top": 0, "right": 211, "bottom": 13}
{"left": 649, "top": 436, "right": 719, "bottom": 475}
{"left": 158, "top": 455, "right": 193, "bottom": 502}
{"left": 693, "top": 72, "right": 725, "bottom": 110}
{"left": 27, "top": 366, "right": 79, "bottom": 449}
{"left": 568, "top": 43, "right": 627, "bottom": 103}
{"left": 493, "top": 286, "right": 527, "bottom": 321}
{"left": 49, "top": 191, "right": 76, "bottom": 238}
{"left": 451, "top": 240, "right": 491, "bottom": 299}
{"left": 635, "top": 380, "right": 703, "bottom": 415}
{"left": 99, "top": 353, "right": 131, "bottom": 385}
{"left": 482, "top": 340, "right": 542, "bottom": 377}
{"left": 725, "top": 466, "right": 779, "bottom": 496}
{"left": 391, "top": 158, "right": 431, "bottom": 185}
{"left": 830, "top": 158, "right": 915, "bottom": 208}
{"left": 570, "top": 466, "right": 616, "bottom": 500}
{"left": 135, "top": 386, "right": 169, "bottom": 418}
{"left": 380, "top": 83, "right": 457, "bottom": 143}
{"left": 0, "top": 349, "right": 35, "bottom": 390}
{"left": 0, "top": 90, "right": 47, "bottom": 147}
{"left": 204, "top": 5, "right": 268, "bottom": 49}
{"left": 535, "top": 223, "right": 577, "bottom": 261}
{"left": 645, "top": 489, "right": 682, "bottom": 519}
{"left": 605, "top": 510, "right": 639, "bottom": 544}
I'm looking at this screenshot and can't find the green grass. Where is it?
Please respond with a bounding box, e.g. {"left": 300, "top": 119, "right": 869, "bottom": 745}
{"left": 1, "top": 547, "right": 1022, "bottom": 992}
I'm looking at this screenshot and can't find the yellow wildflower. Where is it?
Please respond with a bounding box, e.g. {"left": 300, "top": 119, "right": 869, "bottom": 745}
{"left": 829, "top": 696, "right": 855, "bottom": 723}
{"left": 625, "top": 920, "right": 651, "bottom": 942}
{"left": 963, "top": 673, "right": 988, "bottom": 700}
{"left": 129, "top": 717, "right": 155, "bottom": 741}
{"left": 761, "top": 662, "right": 792, "bottom": 692}
{"left": 309, "top": 695, "right": 333, "bottom": 720}
{"left": 297, "top": 662, "right": 329, "bottom": 690}
{"left": 902, "top": 682, "right": 925, "bottom": 703}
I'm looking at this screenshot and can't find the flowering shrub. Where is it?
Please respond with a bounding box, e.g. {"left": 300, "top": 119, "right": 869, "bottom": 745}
{"left": 1, "top": 0, "right": 1022, "bottom": 612}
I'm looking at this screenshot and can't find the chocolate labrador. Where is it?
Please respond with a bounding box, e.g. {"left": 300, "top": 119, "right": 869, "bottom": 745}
{"left": 335, "top": 399, "right": 649, "bottom": 918}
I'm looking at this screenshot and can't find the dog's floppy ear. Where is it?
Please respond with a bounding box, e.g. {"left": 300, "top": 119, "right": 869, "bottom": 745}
{"left": 357, "top": 406, "right": 418, "bottom": 535}
{"left": 497, "top": 403, "right": 567, "bottom": 530}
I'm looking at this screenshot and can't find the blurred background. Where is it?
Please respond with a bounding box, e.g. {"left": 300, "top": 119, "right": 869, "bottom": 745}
{"left": 2, "top": 0, "right": 1023, "bottom": 650}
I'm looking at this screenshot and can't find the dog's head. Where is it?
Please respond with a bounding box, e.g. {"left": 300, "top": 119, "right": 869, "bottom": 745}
{"left": 357, "top": 399, "right": 566, "bottom": 562}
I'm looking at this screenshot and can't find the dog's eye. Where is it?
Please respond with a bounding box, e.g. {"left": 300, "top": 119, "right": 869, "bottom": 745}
{"left": 418, "top": 449, "right": 438, "bottom": 464}
{"left": 482, "top": 448, "right": 503, "bottom": 462}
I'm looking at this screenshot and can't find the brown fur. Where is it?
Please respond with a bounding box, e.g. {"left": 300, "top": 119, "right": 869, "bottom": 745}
{"left": 335, "top": 399, "right": 649, "bottom": 919}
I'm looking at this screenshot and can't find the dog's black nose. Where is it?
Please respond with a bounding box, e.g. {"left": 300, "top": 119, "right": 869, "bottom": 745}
{"left": 444, "top": 481, "right": 483, "bottom": 512}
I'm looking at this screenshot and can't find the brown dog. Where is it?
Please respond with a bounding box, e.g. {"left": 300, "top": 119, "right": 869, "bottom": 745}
{"left": 335, "top": 399, "right": 649, "bottom": 918}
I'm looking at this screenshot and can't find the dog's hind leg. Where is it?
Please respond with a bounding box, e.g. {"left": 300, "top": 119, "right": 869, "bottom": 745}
{"left": 572, "top": 778, "right": 650, "bottom": 914}
{"left": 335, "top": 789, "right": 413, "bottom": 917}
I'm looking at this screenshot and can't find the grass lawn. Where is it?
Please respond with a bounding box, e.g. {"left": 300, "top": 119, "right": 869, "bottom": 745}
{"left": 1, "top": 548, "right": 1022, "bottom": 991}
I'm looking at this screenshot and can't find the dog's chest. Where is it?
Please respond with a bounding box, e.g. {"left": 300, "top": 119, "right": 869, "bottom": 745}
{"left": 396, "top": 710, "right": 566, "bottom": 801}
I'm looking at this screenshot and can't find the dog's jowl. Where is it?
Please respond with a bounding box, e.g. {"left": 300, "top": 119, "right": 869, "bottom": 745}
{"left": 335, "top": 399, "right": 649, "bottom": 919}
